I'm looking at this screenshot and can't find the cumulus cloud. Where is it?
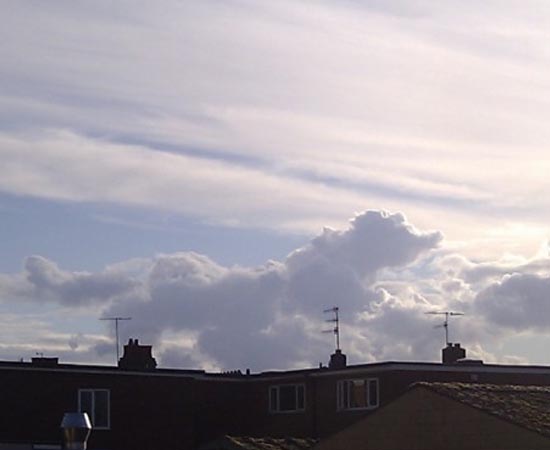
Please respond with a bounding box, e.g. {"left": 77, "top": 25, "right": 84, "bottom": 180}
{"left": 0, "top": 255, "right": 139, "bottom": 307}
{"left": 25, "top": 255, "right": 140, "bottom": 305}
{"left": 0, "top": 210, "right": 444, "bottom": 369}
{"left": 289, "top": 211, "right": 442, "bottom": 278}
{"left": 96, "top": 210, "right": 442, "bottom": 369}
{"left": 474, "top": 273, "right": 550, "bottom": 331}
{"left": 2, "top": 210, "right": 550, "bottom": 369}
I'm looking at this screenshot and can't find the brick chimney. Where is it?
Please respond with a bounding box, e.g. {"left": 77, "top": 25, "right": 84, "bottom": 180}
{"left": 118, "top": 338, "right": 157, "bottom": 370}
{"left": 442, "top": 342, "right": 466, "bottom": 364}
{"left": 31, "top": 357, "right": 59, "bottom": 367}
{"left": 329, "top": 349, "right": 347, "bottom": 369}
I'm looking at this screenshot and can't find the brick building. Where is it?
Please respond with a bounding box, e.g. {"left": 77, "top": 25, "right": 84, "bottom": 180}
{"left": 3, "top": 341, "right": 550, "bottom": 449}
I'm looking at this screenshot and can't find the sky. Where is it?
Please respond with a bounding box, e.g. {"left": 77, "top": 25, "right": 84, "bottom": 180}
{"left": 2, "top": 0, "right": 550, "bottom": 371}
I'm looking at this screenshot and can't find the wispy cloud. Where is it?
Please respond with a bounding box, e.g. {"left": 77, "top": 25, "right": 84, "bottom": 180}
{"left": 2, "top": 1, "right": 550, "bottom": 258}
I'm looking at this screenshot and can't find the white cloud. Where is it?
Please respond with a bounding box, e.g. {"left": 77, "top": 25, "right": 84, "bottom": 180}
{"left": 0, "top": 210, "right": 447, "bottom": 369}
{"left": 2, "top": 1, "right": 550, "bottom": 259}
{"left": 2, "top": 209, "right": 550, "bottom": 368}
{"left": 0, "top": 130, "right": 374, "bottom": 233}
{"left": 2, "top": 1, "right": 550, "bottom": 367}
{"left": 108, "top": 211, "right": 444, "bottom": 369}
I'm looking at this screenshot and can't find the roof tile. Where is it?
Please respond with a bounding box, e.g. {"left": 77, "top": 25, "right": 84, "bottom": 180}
{"left": 417, "top": 382, "right": 550, "bottom": 437}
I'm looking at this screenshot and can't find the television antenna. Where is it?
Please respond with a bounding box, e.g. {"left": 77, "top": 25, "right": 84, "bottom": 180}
{"left": 100, "top": 317, "right": 132, "bottom": 363}
{"left": 425, "top": 311, "right": 464, "bottom": 345}
{"left": 323, "top": 306, "right": 340, "bottom": 351}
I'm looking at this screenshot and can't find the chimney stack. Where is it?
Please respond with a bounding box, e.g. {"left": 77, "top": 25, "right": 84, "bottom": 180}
{"left": 118, "top": 338, "right": 157, "bottom": 370}
{"left": 31, "top": 356, "right": 59, "bottom": 367}
{"left": 442, "top": 342, "right": 466, "bottom": 364}
{"left": 329, "top": 349, "right": 347, "bottom": 369}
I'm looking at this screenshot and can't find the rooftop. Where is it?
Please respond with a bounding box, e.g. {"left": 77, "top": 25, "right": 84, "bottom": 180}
{"left": 417, "top": 382, "right": 550, "bottom": 438}
{"left": 8, "top": 357, "right": 550, "bottom": 381}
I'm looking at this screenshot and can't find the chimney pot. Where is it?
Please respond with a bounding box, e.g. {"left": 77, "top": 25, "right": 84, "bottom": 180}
{"left": 61, "top": 412, "right": 91, "bottom": 450}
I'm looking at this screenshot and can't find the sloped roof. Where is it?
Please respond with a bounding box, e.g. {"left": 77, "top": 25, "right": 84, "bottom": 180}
{"left": 417, "top": 382, "right": 550, "bottom": 437}
{"left": 200, "top": 435, "right": 317, "bottom": 450}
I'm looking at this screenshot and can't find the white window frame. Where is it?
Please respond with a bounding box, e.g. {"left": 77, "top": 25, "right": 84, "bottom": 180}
{"left": 336, "top": 378, "right": 379, "bottom": 411}
{"left": 268, "top": 383, "right": 306, "bottom": 413}
{"left": 78, "top": 389, "right": 111, "bottom": 429}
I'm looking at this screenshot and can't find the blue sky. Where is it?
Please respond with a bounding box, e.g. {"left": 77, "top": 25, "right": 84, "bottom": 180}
{"left": 2, "top": 0, "right": 550, "bottom": 370}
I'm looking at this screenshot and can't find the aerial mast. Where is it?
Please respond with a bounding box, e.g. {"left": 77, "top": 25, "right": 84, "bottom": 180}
{"left": 425, "top": 311, "right": 464, "bottom": 345}
{"left": 100, "top": 317, "right": 132, "bottom": 363}
{"left": 323, "top": 306, "right": 340, "bottom": 351}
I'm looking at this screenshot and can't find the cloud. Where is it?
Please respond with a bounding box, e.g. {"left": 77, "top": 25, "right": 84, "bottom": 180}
{"left": 0, "top": 310, "right": 113, "bottom": 364}
{"left": 3, "top": 208, "right": 550, "bottom": 368}
{"left": 2, "top": 1, "right": 550, "bottom": 261}
{"left": 0, "top": 130, "right": 376, "bottom": 234}
{"left": 0, "top": 255, "right": 139, "bottom": 307}
{"left": 474, "top": 273, "right": 550, "bottom": 331}
{"left": 300, "top": 210, "right": 442, "bottom": 277}
{"left": 0, "top": 210, "right": 445, "bottom": 369}
{"left": 68, "top": 334, "right": 82, "bottom": 351}
{"left": 5, "top": 1, "right": 550, "bottom": 369}
{"left": 100, "top": 210, "right": 442, "bottom": 370}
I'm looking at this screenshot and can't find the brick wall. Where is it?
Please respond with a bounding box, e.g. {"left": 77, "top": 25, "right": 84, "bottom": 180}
{"left": 0, "top": 367, "right": 196, "bottom": 450}
{"left": 5, "top": 362, "right": 550, "bottom": 450}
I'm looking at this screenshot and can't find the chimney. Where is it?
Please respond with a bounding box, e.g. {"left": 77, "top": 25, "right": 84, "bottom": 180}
{"left": 118, "top": 338, "right": 157, "bottom": 370}
{"left": 31, "top": 357, "right": 59, "bottom": 367}
{"left": 329, "top": 349, "right": 347, "bottom": 369}
{"left": 61, "top": 412, "right": 91, "bottom": 449}
{"left": 442, "top": 342, "right": 466, "bottom": 364}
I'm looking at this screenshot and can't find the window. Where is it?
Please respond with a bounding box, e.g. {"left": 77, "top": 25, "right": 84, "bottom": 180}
{"left": 78, "top": 389, "right": 110, "bottom": 429}
{"left": 337, "top": 378, "right": 378, "bottom": 410}
{"left": 269, "top": 384, "right": 305, "bottom": 413}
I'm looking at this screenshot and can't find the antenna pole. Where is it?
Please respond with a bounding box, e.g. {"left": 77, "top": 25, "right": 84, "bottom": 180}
{"left": 425, "top": 311, "right": 464, "bottom": 346}
{"left": 444, "top": 312, "right": 449, "bottom": 345}
{"left": 335, "top": 308, "right": 340, "bottom": 350}
{"left": 100, "top": 317, "right": 132, "bottom": 363}
{"left": 323, "top": 306, "right": 340, "bottom": 351}
{"left": 115, "top": 319, "right": 120, "bottom": 360}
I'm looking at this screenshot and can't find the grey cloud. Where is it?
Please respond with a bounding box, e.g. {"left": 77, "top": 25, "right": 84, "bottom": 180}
{"left": 461, "top": 258, "right": 550, "bottom": 285}
{"left": 93, "top": 341, "right": 117, "bottom": 357}
{"left": 104, "top": 210, "right": 443, "bottom": 370}
{"left": 11, "top": 210, "right": 544, "bottom": 369}
{"left": 24, "top": 255, "right": 138, "bottom": 306}
{"left": 357, "top": 287, "right": 442, "bottom": 361}
{"left": 474, "top": 273, "right": 550, "bottom": 331}
{"left": 158, "top": 346, "right": 206, "bottom": 370}
{"left": 68, "top": 334, "right": 81, "bottom": 351}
